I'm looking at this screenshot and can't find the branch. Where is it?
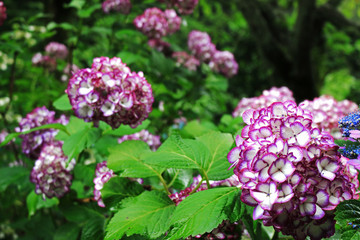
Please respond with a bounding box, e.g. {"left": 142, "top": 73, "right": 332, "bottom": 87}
{"left": 316, "top": 3, "right": 360, "bottom": 39}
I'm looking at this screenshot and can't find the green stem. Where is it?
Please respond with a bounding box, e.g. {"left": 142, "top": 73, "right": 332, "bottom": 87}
{"left": 157, "top": 173, "right": 170, "bottom": 195}
{"left": 189, "top": 176, "right": 204, "bottom": 195}
{"left": 271, "top": 231, "right": 279, "bottom": 240}
{"left": 202, "top": 170, "right": 211, "bottom": 189}
{"left": 167, "top": 169, "right": 180, "bottom": 188}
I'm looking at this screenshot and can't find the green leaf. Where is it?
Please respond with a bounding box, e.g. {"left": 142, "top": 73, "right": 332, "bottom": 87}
{"left": 143, "top": 132, "right": 211, "bottom": 170}
{"left": 0, "top": 123, "right": 69, "bottom": 147}
{"left": 196, "top": 131, "right": 234, "bottom": 180}
{"left": 62, "top": 127, "right": 102, "bottom": 160}
{"left": 182, "top": 120, "right": 218, "bottom": 138}
{"left": 101, "top": 176, "right": 144, "bottom": 208}
{"left": 78, "top": 4, "right": 101, "bottom": 18}
{"left": 0, "top": 167, "right": 30, "bottom": 192}
{"left": 167, "top": 187, "right": 241, "bottom": 239}
{"left": 26, "top": 191, "right": 59, "bottom": 217}
{"left": 81, "top": 217, "right": 105, "bottom": 240}
{"left": 67, "top": 0, "right": 86, "bottom": 9}
{"left": 108, "top": 141, "right": 164, "bottom": 178}
{"left": 335, "top": 200, "right": 360, "bottom": 240}
{"left": 54, "top": 223, "right": 81, "bottom": 240}
{"left": 53, "top": 94, "right": 72, "bottom": 111}
{"left": 60, "top": 203, "right": 103, "bottom": 223}
{"left": 105, "top": 191, "right": 175, "bottom": 240}
{"left": 103, "top": 119, "right": 150, "bottom": 136}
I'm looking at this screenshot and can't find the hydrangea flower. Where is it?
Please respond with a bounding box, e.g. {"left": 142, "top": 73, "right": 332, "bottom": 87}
{"left": 118, "top": 129, "right": 161, "bottom": 151}
{"left": 172, "top": 51, "right": 200, "bottom": 71}
{"left": 188, "top": 30, "right": 216, "bottom": 62}
{"left": 66, "top": 56, "right": 154, "bottom": 129}
{"left": 134, "top": 8, "right": 181, "bottom": 39}
{"left": 232, "top": 86, "right": 295, "bottom": 117}
{"left": 0, "top": 2, "right": 6, "bottom": 26}
{"left": 157, "top": 0, "right": 199, "bottom": 15}
{"left": 102, "top": 0, "right": 131, "bottom": 14}
{"left": 93, "top": 161, "right": 115, "bottom": 207}
{"left": 300, "top": 95, "right": 358, "bottom": 139}
{"left": 31, "top": 52, "right": 57, "bottom": 71}
{"left": 15, "top": 106, "right": 68, "bottom": 159}
{"left": 45, "top": 42, "right": 68, "bottom": 60}
{"left": 228, "top": 101, "right": 359, "bottom": 240}
{"left": 209, "top": 50, "right": 238, "bottom": 78}
{"left": 30, "top": 141, "right": 76, "bottom": 199}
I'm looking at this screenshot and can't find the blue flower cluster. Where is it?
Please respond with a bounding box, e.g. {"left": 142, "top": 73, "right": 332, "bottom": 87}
{"left": 338, "top": 111, "right": 360, "bottom": 137}
{"left": 340, "top": 144, "right": 360, "bottom": 159}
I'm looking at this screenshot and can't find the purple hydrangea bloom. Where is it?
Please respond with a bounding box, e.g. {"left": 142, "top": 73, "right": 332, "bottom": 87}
{"left": 157, "top": 0, "right": 198, "bottom": 15}
{"left": 61, "top": 63, "right": 80, "bottom": 82}
{"left": 232, "top": 86, "right": 295, "bottom": 118}
{"left": 228, "top": 101, "right": 359, "bottom": 240}
{"left": 209, "top": 50, "right": 238, "bottom": 78}
{"left": 66, "top": 56, "right": 154, "bottom": 129}
{"left": 147, "top": 39, "right": 171, "bottom": 53}
{"left": 30, "top": 141, "right": 76, "bottom": 199}
{"left": 134, "top": 7, "right": 181, "bottom": 39}
{"left": 93, "top": 161, "right": 115, "bottom": 207}
{"left": 32, "top": 52, "right": 57, "bottom": 71}
{"left": 172, "top": 51, "right": 200, "bottom": 71}
{"left": 0, "top": 2, "right": 6, "bottom": 26}
{"left": 15, "top": 106, "right": 68, "bottom": 159}
{"left": 45, "top": 42, "right": 68, "bottom": 60}
{"left": 188, "top": 30, "right": 216, "bottom": 62}
{"left": 300, "top": 95, "right": 358, "bottom": 139}
{"left": 118, "top": 129, "right": 161, "bottom": 151}
{"left": 102, "top": 0, "right": 131, "bottom": 14}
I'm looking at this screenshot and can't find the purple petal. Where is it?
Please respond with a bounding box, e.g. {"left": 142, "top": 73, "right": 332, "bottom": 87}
{"left": 311, "top": 205, "right": 325, "bottom": 219}
{"left": 316, "top": 190, "right": 329, "bottom": 207}
{"left": 242, "top": 109, "right": 255, "bottom": 125}
{"left": 253, "top": 205, "right": 265, "bottom": 220}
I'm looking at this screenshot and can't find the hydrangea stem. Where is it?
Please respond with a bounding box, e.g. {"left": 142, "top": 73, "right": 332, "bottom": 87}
{"left": 167, "top": 169, "right": 179, "bottom": 188}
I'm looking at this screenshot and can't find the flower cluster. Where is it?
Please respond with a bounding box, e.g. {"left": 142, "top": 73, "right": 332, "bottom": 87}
{"left": 45, "top": 42, "right": 68, "bottom": 60}
{"left": 209, "top": 50, "right": 239, "bottom": 78}
{"left": 32, "top": 42, "right": 68, "bottom": 71}
{"left": 228, "top": 101, "right": 359, "bottom": 240}
{"left": 158, "top": 0, "right": 199, "bottom": 15}
{"left": 169, "top": 175, "right": 240, "bottom": 239}
{"left": 187, "top": 30, "right": 238, "bottom": 77}
{"left": 0, "top": 1, "right": 6, "bottom": 26}
{"left": 299, "top": 95, "right": 358, "bottom": 139}
{"left": 338, "top": 111, "right": 360, "bottom": 165}
{"left": 15, "top": 106, "right": 68, "bottom": 159}
{"left": 134, "top": 8, "right": 181, "bottom": 39}
{"left": 148, "top": 39, "right": 171, "bottom": 53}
{"left": 66, "top": 56, "right": 154, "bottom": 129}
{"left": 93, "top": 161, "right": 115, "bottom": 207}
{"left": 118, "top": 129, "right": 161, "bottom": 151}
{"left": 0, "top": 51, "right": 14, "bottom": 70}
{"left": 102, "top": 0, "right": 131, "bottom": 14}
{"left": 232, "top": 86, "right": 295, "bottom": 117}
{"left": 30, "top": 141, "right": 76, "bottom": 199}
{"left": 172, "top": 51, "right": 200, "bottom": 71}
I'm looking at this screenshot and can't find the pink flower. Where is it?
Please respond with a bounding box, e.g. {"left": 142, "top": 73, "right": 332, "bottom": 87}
{"left": 66, "top": 57, "right": 154, "bottom": 129}
{"left": 118, "top": 129, "right": 161, "bottom": 151}
{"left": 228, "top": 101, "right": 359, "bottom": 239}
{"left": 0, "top": 2, "right": 6, "bottom": 26}
{"left": 188, "top": 30, "right": 216, "bottom": 62}
{"left": 45, "top": 42, "right": 68, "bottom": 60}
{"left": 209, "top": 50, "right": 238, "bottom": 78}
{"left": 172, "top": 51, "right": 200, "bottom": 71}
{"left": 93, "top": 161, "right": 115, "bottom": 207}
{"left": 102, "top": 0, "right": 131, "bottom": 14}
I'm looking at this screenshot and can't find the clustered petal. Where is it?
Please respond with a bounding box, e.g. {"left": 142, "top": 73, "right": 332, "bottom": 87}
{"left": 45, "top": 42, "right": 69, "bottom": 60}
{"left": 0, "top": 1, "right": 7, "bottom": 26}
{"left": 300, "top": 95, "right": 358, "bottom": 139}
{"left": 233, "top": 86, "right": 295, "bottom": 117}
{"left": 172, "top": 51, "right": 200, "bottom": 71}
{"left": 32, "top": 52, "right": 57, "bottom": 71}
{"left": 228, "top": 100, "right": 359, "bottom": 240}
{"left": 66, "top": 56, "right": 154, "bottom": 129}
{"left": 61, "top": 63, "right": 80, "bottom": 82}
{"left": 158, "top": 0, "right": 199, "bottom": 15}
{"left": 30, "top": 141, "right": 75, "bottom": 199}
{"left": 15, "top": 106, "right": 68, "bottom": 159}
{"left": 209, "top": 50, "right": 238, "bottom": 78}
{"left": 118, "top": 129, "right": 161, "bottom": 151}
{"left": 102, "top": 0, "right": 131, "bottom": 14}
{"left": 134, "top": 7, "right": 181, "bottom": 39}
{"left": 93, "top": 161, "right": 115, "bottom": 207}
